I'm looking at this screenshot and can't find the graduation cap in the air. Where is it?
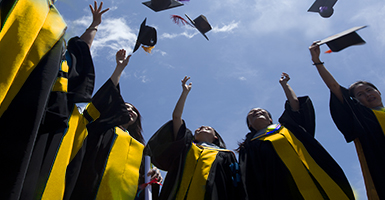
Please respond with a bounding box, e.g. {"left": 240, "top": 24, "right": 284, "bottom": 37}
{"left": 133, "top": 18, "right": 157, "bottom": 53}
{"left": 316, "top": 26, "right": 367, "bottom": 53}
{"left": 185, "top": 14, "right": 212, "bottom": 40}
{"left": 142, "top": 0, "right": 184, "bottom": 12}
{"left": 308, "top": 0, "right": 337, "bottom": 18}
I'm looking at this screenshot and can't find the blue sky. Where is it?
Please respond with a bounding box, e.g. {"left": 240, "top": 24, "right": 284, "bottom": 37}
{"left": 56, "top": 0, "right": 385, "bottom": 198}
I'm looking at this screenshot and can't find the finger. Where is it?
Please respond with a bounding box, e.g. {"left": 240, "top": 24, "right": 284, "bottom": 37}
{"left": 98, "top": 2, "right": 103, "bottom": 12}
{"left": 94, "top": 1, "right": 97, "bottom": 10}
{"left": 89, "top": 4, "right": 95, "bottom": 13}
{"left": 100, "top": 8, "right": 109, "bottom": 14}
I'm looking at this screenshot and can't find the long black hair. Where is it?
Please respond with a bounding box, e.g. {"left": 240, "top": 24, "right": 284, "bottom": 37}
{"left": 125, "top": 103, "right": 145, "bottom": 145}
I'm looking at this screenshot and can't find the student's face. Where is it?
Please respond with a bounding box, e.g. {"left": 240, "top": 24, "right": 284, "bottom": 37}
{"left": 194, "top": 126, "right": 217, "bottom": 143}
{"left": 353, "top": 83, "right": 383, "bottom": 109}
{"left": 247, "top": 108, "right": 272, "bottom": 131}
{"left": 125, "top": 103, "right": 138, "bottom": 126}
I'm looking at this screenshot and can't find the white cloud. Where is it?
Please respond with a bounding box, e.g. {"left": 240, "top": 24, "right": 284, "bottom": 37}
{"left": 134, "top": 71, "right": 149, "bottom": 83}
{"left": 212, "top": 21, "right": 239, "bottom": 33}
{"left": 239, "top": 76, "right": 247, "bottom": 81}
{"left": 161, "top": 31, "right": 197, "bottom": 39}
{"left": 153, "top": 49, "right": 167, "bottom": 56}
{"left": 68, "top": 16, "right": 137, "bottom": 57}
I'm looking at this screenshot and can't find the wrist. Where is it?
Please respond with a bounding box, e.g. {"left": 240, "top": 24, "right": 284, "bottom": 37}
{"left": 311, "top": 58, "right": 321, "bottom": 63}
{"left": 312, "top": 61, "right": 324, "bottom": 66}
{"left": 87, "top": 25, "right": 98, "bottom": 31}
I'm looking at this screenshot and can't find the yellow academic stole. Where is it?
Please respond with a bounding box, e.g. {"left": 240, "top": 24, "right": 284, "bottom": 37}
{"left": 372, "top": 108, "right": 385, "bottom": 136}
{"left": 176, "top": 143, "right": 231, "bottom": 200}
{"left": 254, "top": 124, "right": 350, "bottom": 200}
{"left": 96, "top": 127, "right": 144, "bottom": 200}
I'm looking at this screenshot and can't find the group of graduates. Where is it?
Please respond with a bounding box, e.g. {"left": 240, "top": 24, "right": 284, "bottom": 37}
{"left": 1, "top": 0, "right": 385, "bottom": 199}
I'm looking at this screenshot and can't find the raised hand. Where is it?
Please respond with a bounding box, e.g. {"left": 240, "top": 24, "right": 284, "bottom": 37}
{"left": 279, "top": 72, "right": 299, "bottom": 111}
{"left": 89, "top": 1, "right": 109, "bottom": 28}
{"left": 172, "top": 76, "right": 192, "bottom": 138}
{"left": 110, "top": 49, "right": 131, "bottom": 86}
{"left": 309, "top": 42, "right": 321, "bottom": 63}
{"left": 181, "top": 76, "right": 192, "bottom": 93}
{"left": 279, "top": 72, "right": 290, "bottom": 85}
{"left": 116, "top": 49, "right": 131, "bottom": 69}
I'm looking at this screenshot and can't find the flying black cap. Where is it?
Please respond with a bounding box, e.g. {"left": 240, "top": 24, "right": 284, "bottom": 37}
{"left": 316, "top": 26, "right": 367, "bottom": 52}
{"left": 185, "top": 14, "right": 212, "bottom": 40}
{"left": 308, "top": 0, "right": 338, "bottom": 18}
{"left": 133, "top": 18, "right": 157, "bottom": 53}
{"left": 142, "top": 0, "right": 183, "bottom": 12}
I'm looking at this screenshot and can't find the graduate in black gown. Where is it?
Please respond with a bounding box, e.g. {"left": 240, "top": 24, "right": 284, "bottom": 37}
{"left": 64, "top": 49, "right": 162, "bottom": 200}
{"left": 310, "top": 42, "right": 385, "bottom": 199}
{"left": 238, "top": 73, "right": 355, "bottom": 200}
{"left": 146, "top": 76, "right": 243, "bottom": 200}
{"left": 1, "top": 1, "right": 107, "bottom": 199}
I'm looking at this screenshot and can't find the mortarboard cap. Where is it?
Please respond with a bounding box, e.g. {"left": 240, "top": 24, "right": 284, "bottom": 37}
{"left": 142, "top": 0, "right": 183, "bottom": 12}
{"left": 308, "top": 0, "right": 337, "bottom": 18}
{"left": 185, "top": 14, "right": 212, "bottom": 40}
{"left": 316, "top": 26, "right": 367, "bottom": 53}
{"left": 133, "top": 18, "right": 157, "bottom": 53}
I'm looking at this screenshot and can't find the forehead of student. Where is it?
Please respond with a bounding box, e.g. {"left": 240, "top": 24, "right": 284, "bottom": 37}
{"left": 354, "top": 84, "right": 377, "bottom": 94}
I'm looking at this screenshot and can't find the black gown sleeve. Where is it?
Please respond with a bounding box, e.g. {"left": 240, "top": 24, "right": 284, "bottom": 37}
{"left": 66, "top": 36, "right": 95, "bottom": 103}
{"left": 329, "top": 86, "right": 373, "bottom": 142}
{"left": 146, "top": 120, "right": 193, "bottom": 171}
{"left": 86, "top": 79, "right": 130, "bottom": 134}
{"left": 205, "top": 151, "right": 244, "bottom": 200}
{"left": 64, "top": 79, "right": 131, "bottom": 200}
{"left": 279, "top": 96, "right": 316, "bottom": 137}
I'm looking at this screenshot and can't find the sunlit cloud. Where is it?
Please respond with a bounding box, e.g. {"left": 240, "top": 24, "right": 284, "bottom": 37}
{"left": 68, "top": 16, "right": 137, "bottom": 57}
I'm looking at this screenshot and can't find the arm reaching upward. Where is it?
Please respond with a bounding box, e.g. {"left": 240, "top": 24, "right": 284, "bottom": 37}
{"left": 80, "top": 1, "right": 109, "bottom": 48}
{"left": 279, "top": 72, "right": 299, "bottom": 111}
{"left": 110, "top": 49, "right": 131, "bottom": 86}
{"left": 172, "top": 76, "right": 192, "bottom": 139}
{"left": 309, "top": 42, "right": 343, "bottom": 103}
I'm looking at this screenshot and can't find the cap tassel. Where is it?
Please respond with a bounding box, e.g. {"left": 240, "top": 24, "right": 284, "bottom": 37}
{"left": 142, "top": 45, "right": 154, "bottom": 53}
{"left": 325, "top": 49, "right": 333, "bottom": 53}
{"left": 171, "top": 15, "right": 193, "bottom": 27}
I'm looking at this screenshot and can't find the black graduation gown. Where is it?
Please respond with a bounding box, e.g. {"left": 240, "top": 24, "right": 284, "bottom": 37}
{"left": 239, "top": 96, "right": 355, "bottom": 200}
{"left": 330, "top": 86, "right": 385, "bottom": 198}
{"left": 0, "top": 0, "right": 66, "bottom": 198}
{"left": 146, "top": 120, "right": 242, "bottom": 200}
{"left": 18, "top": 36, "right": 96, "bottom": 199}
{"left": 64, "top": 79, "right": 155, "bottom": 200}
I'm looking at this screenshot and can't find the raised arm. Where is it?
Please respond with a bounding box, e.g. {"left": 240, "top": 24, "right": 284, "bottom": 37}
{"left": 309, "top": 42, "right": 343, "bottom": 103}
{"left": 279, "top": 72, "right": 299, "bottom": 111}
{"left": 80, "top": 1, "right": 109, "bottom": 49}
{"left": 172, "top": 76, "right": 192, "bottom": 139}
{"left": 110, "top": 49, "right": 131, "bottom": 86}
